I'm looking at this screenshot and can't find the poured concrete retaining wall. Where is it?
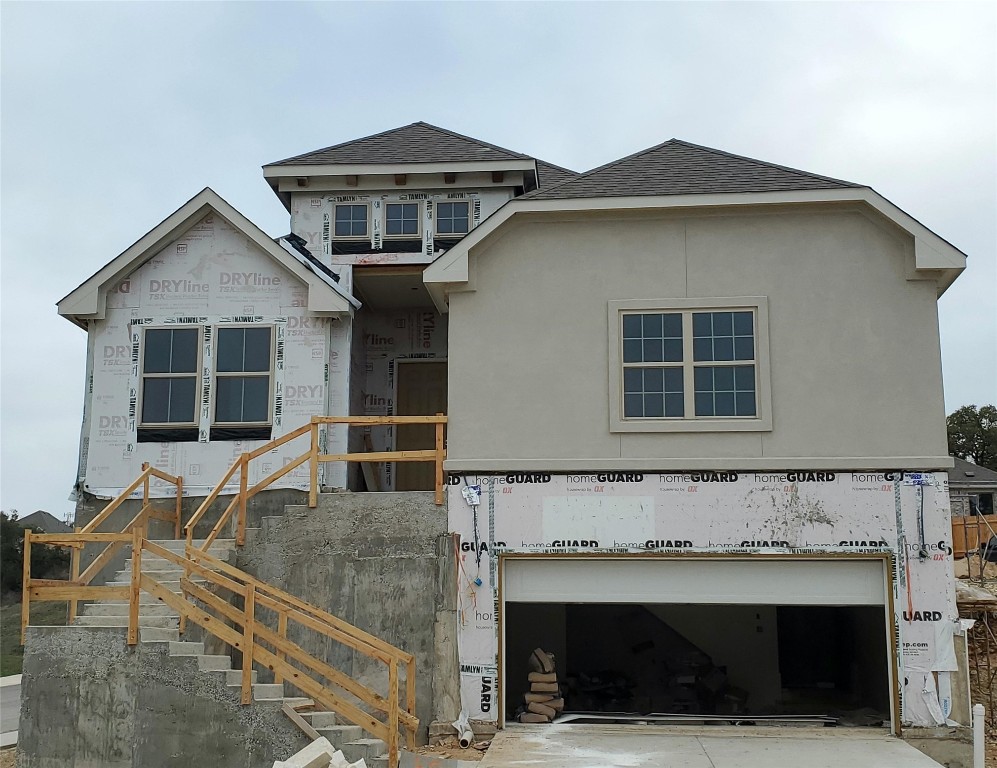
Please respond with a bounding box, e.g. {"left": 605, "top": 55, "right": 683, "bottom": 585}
{"left": 237, "top": 492, "right": 455, "bottom": 738}
{"left": 17, "top": 626, "right": 308, "bottom": 768}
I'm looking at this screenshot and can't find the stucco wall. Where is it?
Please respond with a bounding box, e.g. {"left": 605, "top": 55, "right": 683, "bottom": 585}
{"left": 446, "top": 207, "right": 948, "bottom": 469}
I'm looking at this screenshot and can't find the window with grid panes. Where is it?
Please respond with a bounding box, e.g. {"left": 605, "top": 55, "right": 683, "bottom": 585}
{"left": 214, "top": 326, "right": 273, "bottom": 425}
{"left": 140, "top": 327, "right": 199, "bottom": 426}
{"left": 436, "top": 201, "right": 470, "bottom": 235}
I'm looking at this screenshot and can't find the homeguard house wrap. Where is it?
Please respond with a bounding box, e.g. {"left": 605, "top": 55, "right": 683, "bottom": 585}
{"left": 52, "top": 124, "right": 968, "bottom": 746}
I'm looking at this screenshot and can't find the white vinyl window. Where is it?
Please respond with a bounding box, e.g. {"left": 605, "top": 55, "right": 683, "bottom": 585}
{"left": 213, "top": 326, "right": 274, "bottom": 426}
{"left": 385, "top": 202, "right": 420, "bottom": 238}
{"left": 436, "top": 201, "right": 470, "bottom": 235}
{"left": 139, "top": 327, "right": 200, "bottom": 427}
{"left": 609, "top": 298, "right": 772, "bottom": 432}
{"left": 333, "top": 204, "right": 369, "bottom": 239}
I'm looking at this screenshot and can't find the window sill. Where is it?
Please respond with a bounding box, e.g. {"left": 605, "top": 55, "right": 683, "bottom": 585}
{"left": 137, "top": 427, "right": 199, "bottom": 443}
{"left": 610, "top": 417, "right": 773, "bottom": 433}
{"left": 210, "top": 426, "right": 272, "bottom": 441}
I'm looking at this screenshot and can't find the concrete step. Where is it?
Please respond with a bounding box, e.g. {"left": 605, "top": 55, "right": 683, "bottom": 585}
{"left": 341, "top": 738, "right": 386, "bottom": 764}
{"left": 315, "top": 725, "right": 364, "bottom": 749}
{"left": 75, "top": 614, "right": 179, "bottom": 629}
{"left": 83, "top": 603, "right": 178, "bottom": 617}
{"left": 107, "top": 579, "right": 185, "bottom": 592}
{"left": 169, "top": 641, "right": 205, "bottom": 656}
{"left": 208, "top": 669, "right": 258, "bottom": 686}
{"left": 150, "top": 539, "right": 235, "bottom": 552}
{"left": 368, "top": 756, "right": 388, "bottom": 768}
{"left": 303, "top": 711, "right": 338, "bottom": 729}
{"left": 140, "top": 627, "right": 180, "bottom": 643}
{"left": 196, "top": 655, "right": 232, "bottom": 672}
{"left": 225, "top": 682, "right": 284, "bottom": 701}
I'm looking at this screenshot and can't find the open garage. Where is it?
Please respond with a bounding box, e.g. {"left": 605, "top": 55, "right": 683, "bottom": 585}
{"left": 500, "top": 555, "right": 897, "bottom": 730}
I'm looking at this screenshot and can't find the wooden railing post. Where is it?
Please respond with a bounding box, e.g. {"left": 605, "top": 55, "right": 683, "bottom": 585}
{"left": 309, "top": 418, "right": 319, "bottom": 509}
{"left": 405, "top": 656, "right": 417, "bottom": 750}
{"left": 174, "top": 476, "right": 183, "bottom": 540}
{"left": 68, "top": 526, "right": 81, "bottom": 623}
{"left": 274, "top": 609, "right": 288, "bottom": 685}
{"left": 141, "top": 462, "right": 150, "bottom": 508}
{"left": 434, "top": 413, "right": 445, "bottom": 506}
{"left": 242, "top": 584, "right": 256, "bottom": 705}
{"left": 128, "top": 526, "right": 143, "bottom": 646}
{"left": 388, "top": 658, "right": 399, "bottom": 768}
{"left": 21, "top": 529, "right": 31, "bottom": 644}
{"left": 237, "top": 453, "right": 249, "bottom": 546}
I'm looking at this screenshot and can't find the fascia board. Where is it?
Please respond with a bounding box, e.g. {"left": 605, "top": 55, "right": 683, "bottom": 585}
{"left": 57, "top": 188, "right": 354, "bottom": 323}
{"left": 424, "top": 187, "right": 967, "bottom": 294}
{"left": 262, "top": 159, "right": 537, "bottom": 178}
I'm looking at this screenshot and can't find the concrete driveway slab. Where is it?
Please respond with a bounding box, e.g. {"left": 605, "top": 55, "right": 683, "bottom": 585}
{"left": 479, "top": 725, "right": 944, "bottom": 768}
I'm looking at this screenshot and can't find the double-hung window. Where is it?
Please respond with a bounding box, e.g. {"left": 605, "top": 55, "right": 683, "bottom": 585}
{"left": 610, "top": 298, "right": 771, "bottom": 432}
{"left": 214, "top": 326, "right": 273, "bottom": 426}
{"left": 436, "top": 201, "right": 470, "bottom": 235}
{"left": 385, "top": 203, "right": 420, "bottom": 237}
{"left": 140, "top": 327, "right": 199, "bottom": 427}
{"left": 334, "top": 204, "right": 368, "bottom": 239}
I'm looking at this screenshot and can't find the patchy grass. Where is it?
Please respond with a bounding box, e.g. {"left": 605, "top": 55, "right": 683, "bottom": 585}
{"left": 0, "top": 600, "right": 68, "bottom": 676}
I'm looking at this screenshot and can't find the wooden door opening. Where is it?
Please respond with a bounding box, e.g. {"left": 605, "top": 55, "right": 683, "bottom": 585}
{"left": 395, "top": 360, "right": 447, "bottom": 491}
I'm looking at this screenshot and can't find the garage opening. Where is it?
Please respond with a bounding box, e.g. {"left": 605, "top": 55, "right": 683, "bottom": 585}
{"left": 504, "top": 602, "right": 891, "bottom": 722}
{"left": 501, "top": 557, "right": 894, "bottom": 728}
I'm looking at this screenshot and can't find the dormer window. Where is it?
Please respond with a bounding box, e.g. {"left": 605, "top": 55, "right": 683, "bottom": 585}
{"left": 436, "top": 201, "right": 470, "bottom": 235}
{"left": 385, "top": 203, "right": 420, "bottom": 237}
{"left": 334, "top": 204, "right": 368, "bottom": 239}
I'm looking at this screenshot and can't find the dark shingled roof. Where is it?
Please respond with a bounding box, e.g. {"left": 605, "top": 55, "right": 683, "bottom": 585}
{"left": 950, "top": 457, "right": 997, "bottom": 487}
{"left": 525, "top": 139, "right": 863, "bottom": 200}
{"left": 536, "top": 160, "right": 580, "bottom": 189}
{"left": 269, "top": 122, "right": 533, "bottom": 167}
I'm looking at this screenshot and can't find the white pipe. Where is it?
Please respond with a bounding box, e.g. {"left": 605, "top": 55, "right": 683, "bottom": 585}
{"left": 458, "top": 729, "right": 474, "bottom": 749}
{"left": 973, "top": 704, "right": 985, "bottom": 768}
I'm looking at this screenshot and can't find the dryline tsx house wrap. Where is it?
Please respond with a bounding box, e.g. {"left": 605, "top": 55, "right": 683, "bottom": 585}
{"left": 58, "top": 187, "right": 359, "bottom": 500}
{"left": 423, "top": 138, "right": 968, "bottom": 729}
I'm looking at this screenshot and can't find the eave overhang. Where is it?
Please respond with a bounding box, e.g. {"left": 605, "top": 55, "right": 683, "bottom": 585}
{"left": 57, "top": 187, "right": 357, "bottom": 329}
{"left": 423, "top": 187, "right": 968, "bottom": 313}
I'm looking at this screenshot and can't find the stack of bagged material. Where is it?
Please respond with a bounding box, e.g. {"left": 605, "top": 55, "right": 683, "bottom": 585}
{"left": 519, "top": 648, "right": 564, "bottom": 723}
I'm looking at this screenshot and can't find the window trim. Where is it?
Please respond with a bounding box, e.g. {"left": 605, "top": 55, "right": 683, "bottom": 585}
{"left": 608, "top": 297, "right": 772, "bottom": 433}
{"left": 332, "top": 203, "right": 371, "bottom": 241}
{"left": 435, "top": 200, "right": 471, "bottom": 236}
{"left": 211, "top": 324, "right": 275, "bottom": 428}
{"left": 138, "top": 325, "right": 202, "bottom": 429}
{"left": 384, "top": 201, "right": 422, "bottom": 240}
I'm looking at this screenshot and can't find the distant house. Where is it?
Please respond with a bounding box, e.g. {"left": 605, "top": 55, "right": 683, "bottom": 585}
{"left": 17, "top": 510, "right": 72, "bottom": 534}
{"left": 949, "top": 456, "right": 997, "bottom": 558}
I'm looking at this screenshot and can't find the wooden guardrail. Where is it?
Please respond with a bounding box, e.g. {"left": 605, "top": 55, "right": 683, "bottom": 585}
{"left": 21, "top": 463, "right": 182, "bottom": 630}
{"left": 22, "top": 529, "right": 417, "bottom": 767}
{"left": 183, "top": 414, "right": 447, "bottom": 551}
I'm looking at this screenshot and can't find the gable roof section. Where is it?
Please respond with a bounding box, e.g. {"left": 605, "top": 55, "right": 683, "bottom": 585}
{"left": 525, "top": 139, "right": 862, "bottom": 200}
{"left": 268, "top": 122, "right": 533, "bottom": 166}
{"left": 425, "top": 138, "right": 967, "bottom": 309}
{"left": 58, "top": 188, "right": 357, "bottom": 327}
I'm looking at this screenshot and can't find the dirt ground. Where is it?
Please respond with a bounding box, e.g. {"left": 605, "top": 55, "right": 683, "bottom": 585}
{"left": 0, "top": 746, "right": 14, "bottom": 768}
{"left": 416, "top": 736, "right": 489, "bottom": 761}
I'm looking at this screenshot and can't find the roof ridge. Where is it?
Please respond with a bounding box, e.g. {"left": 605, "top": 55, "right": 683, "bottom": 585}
{"left": 266, "top": 121, "right": 533, "bottom": 166}
{"left": 264, "top": 122, "right": 426, "bottom": 167}
{"left": 411, "top": 121, "right": 533, "bottom": 160}
{"left": 668, "top": 139, "right": 863, "bottom": 188}
{"left": 535, "top": 158, "right": 579, "bottom": 175}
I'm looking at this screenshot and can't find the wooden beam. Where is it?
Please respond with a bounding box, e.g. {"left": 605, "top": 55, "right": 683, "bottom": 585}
{"left": 242, "top": 584, "right": 255, "bottom": 704}
{"left": 237, "top": 453, "right": 249, "bottom": 547}
{"left": 21, "top": 530, "right": 31, "bottom": 644}
{"left": 33, "top": 532, "right": 131, "bottom": 544}
{"left": 81, "top": 467, "right": 150, "bottom": 534}
{"left": 314, "top": 415, "right": 447, "bottom": 425}
{"left": 69, "top": 527, "right": 81, "bottom": 623}
{"left": 128, "top": 526, "right": 142, "bottom": 645}
{"left": 281, "top": 703, "right": 321, "bottom": 741}
{"left": 309, "top": 422, "right": 319, "bottom": 509}
{"left": 318, "top": 450, "right": 437, "bottom": 463}
{"left": 29, "top": 585, "right": 130, "bottom": 601}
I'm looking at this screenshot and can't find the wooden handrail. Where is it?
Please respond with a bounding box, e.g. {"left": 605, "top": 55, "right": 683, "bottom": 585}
{"left": 184, "top": 458, "right": 241, "bottom": 534}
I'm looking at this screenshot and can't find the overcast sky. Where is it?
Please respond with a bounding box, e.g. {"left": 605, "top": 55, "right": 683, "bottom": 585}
{"left": 2, "top": 1, "right": 994, "bottom": 521}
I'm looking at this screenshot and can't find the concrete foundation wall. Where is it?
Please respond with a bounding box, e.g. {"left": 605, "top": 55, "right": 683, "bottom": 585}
{"left": 17, "top": 626, "right": 308, "bottom": 768}
{"left": 236, "top": 491, "right": 453, "bottom": 736}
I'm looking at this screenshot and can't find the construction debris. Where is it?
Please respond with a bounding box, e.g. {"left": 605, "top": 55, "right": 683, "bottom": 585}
{"left": 517, "top": 649, "right": 564, "bottom": 723}
{"left": 272, "top": 736, "right": 367, "bottom": 768}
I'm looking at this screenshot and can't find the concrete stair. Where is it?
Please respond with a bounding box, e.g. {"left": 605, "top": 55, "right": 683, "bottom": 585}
{"left": 72, "top": 536, "right": 390, "bottom": 765}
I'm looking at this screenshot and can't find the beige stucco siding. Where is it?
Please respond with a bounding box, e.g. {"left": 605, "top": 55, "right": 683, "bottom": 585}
{"left": 446, "top": 207, "right": 949, "bottom": 469}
